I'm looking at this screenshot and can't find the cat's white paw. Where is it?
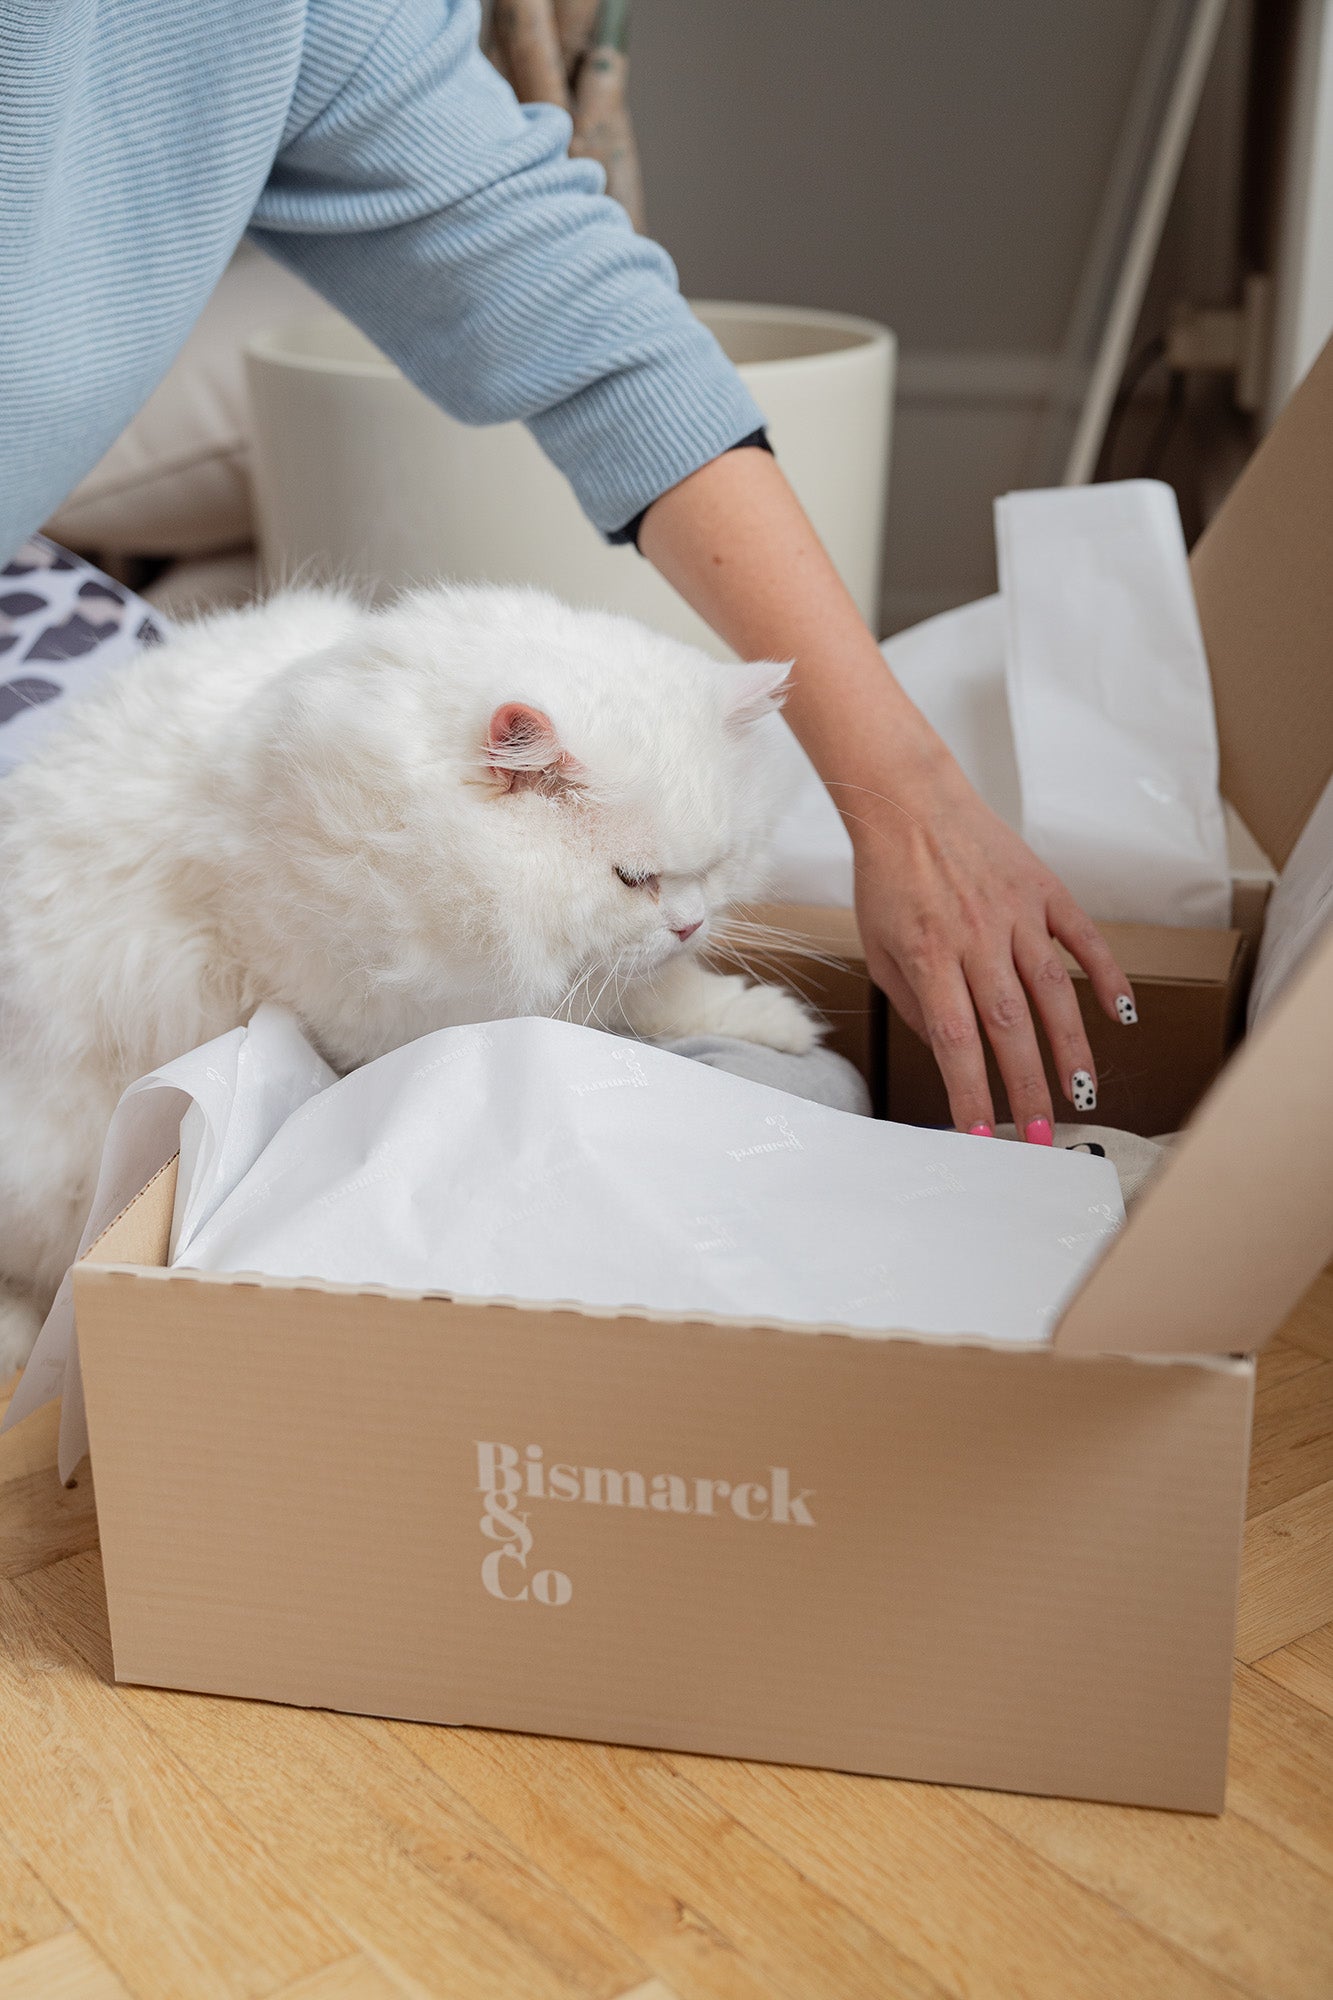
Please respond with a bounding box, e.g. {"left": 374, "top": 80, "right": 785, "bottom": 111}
{"left": 0, "top": 1291, "right": 43, "bottom": 1385}
{"left": 709, "top": 981, "right": 820, "bottom": 1056}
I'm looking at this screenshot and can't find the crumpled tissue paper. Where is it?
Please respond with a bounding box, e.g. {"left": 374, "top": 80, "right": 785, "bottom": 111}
{"left": 765, "top": 480, "right": 1232, "bottom": 928}
{"left": 996, "top": 481, "right": 1231, "bottom": 928}
{"left": 2, "top": 1005, "right": 333, "bottom": 1480}
{"left": 6, "top": 1007, "right": 1124, "bottom": 1481}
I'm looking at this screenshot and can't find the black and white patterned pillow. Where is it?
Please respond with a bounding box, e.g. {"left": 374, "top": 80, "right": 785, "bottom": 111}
{"left": 0, "top": 538, "right": 170, "bottom": 775}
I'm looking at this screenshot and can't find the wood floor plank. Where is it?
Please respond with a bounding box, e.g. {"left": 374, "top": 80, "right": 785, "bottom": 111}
{"left": 22, "top": 1553, "right": 645, "bottom": 2000}
{"left": 1256, "top": 1339, "right": 1325, "bottom": 1396}
{"left": 268, "top": 1957, "right": 411, "bottom": 1999}
{"left": 0, "top": 1930, "right": 134, "bottom": 1998}
{"left": 1277, "top": 1271, "right": 1333, "bottom": 1361}
{"left": 0, "top": 1570, "right": 345, "bottom": 2000}
{"left": 391, "top": 1722, "right": 946, "bottom": 2000}
{"left": 1247, "top": 1362, "right": 1333, "bottom": 1517}
{"left": 1225, "top": 1665, "right": 1333, "bottom": 1883}
{"left": 1237, "top": 1479, "right": 1333, "bottom": 1661}
{"left": 671, "top": 1757, "right": 1245, "bottom": 2000}
{"left": 0, "top": 1830, "right": 69, "bottom": 1960}
{"left": 1, "top": 1272, "right": 1329, "bottom": 2000}
{"left": 0, "top": 1463, "right": 98, "bottom": 1581}
{"left": 1253, "top": 1622, "right": 1333, "bottom": 1720}
{"left": 962, "top": 1773, "right": 1333, "bottom": 2000}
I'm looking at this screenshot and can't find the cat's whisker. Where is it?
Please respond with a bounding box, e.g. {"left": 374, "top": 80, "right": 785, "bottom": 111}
{"left": 709, "top": 920, "right": 847, "bottom": 977}
{"left": 584, "top": 956, "right": 622, "bottom": 1031}
{"left": 822, "top": 778, "right": 928, "bottom": 834}
{"left": 714, "top": 925, "right": 847, "bottom": 971}
{"left": 791, "top": 801, "right": 889, "bottom": 852}
{"left": 611, "top": 954, "right": 632, "bottom": 1027}
{"left": 0, "top": 567, "right": 831, "bottom": 1356}
{"left": 552, "top": 963, "right": 591, "bottom": 1022}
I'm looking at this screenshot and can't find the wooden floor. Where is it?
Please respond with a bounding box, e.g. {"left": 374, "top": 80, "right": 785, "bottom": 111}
{"left": 2, "top": 1277, "right": 1331, "bottom": 2000}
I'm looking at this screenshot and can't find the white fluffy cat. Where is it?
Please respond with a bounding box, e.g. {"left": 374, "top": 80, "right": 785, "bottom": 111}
{"left": 0, "top": 582, "right": 816, "bottom": 1370}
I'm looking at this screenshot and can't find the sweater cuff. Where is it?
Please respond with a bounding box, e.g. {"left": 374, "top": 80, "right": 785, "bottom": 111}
{"left": 607, "top": 428, "right": 773, "bottom": 549}
{"left": 525, "top": 315, "right": 767, "bottom": 536}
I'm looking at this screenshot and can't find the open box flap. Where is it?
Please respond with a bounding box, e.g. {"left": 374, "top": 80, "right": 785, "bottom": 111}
{"left": 1192, "top": 333, "right": 1333, "bottom": 870}
{"left": 1054, "top": 920, "right": 1333, "bottom": 1356}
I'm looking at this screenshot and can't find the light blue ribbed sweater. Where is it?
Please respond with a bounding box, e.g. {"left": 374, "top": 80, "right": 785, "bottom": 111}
{"left": 0, "top": 0, "right": 763, "bottom": 563}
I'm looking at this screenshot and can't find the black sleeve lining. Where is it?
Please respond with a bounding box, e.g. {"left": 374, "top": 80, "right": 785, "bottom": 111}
{"left": 607, "top": 428, "right": 774, "bottom": 549}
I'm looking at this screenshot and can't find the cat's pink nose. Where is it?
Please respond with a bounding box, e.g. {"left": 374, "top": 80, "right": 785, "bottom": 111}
{"left": 673, "top": 920, "right": 702, "bottom": 942}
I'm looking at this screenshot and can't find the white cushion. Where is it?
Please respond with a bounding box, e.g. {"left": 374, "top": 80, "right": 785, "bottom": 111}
{"left": 44, "top": 245, "right": 322, "bottom": 557}
{"left": 142, "top": 550, "right": 260, "bottom": 619}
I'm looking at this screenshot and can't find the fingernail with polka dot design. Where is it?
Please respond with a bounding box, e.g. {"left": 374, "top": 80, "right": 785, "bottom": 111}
{"left": 1071, "top": 1069, "right": 1097, "bottom": 1113}
{"left": 1116, "top": 995, "right": 1138, "bottom": 1025}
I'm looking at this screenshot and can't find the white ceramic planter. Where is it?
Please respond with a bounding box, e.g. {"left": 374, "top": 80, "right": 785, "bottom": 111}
{"left": 246, "top": 302, "right": 895, "bottom": 654}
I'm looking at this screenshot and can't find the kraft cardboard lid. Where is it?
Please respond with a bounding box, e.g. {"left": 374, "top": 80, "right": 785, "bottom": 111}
{"left": 1054, "top": 919, "right": 1333, "bottom": 1357}
{"left": 1192, "top": 334, "right": 1333, "bottom": 870}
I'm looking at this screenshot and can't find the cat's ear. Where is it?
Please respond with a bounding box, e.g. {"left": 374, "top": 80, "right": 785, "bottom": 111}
{"left": 726, "top": 659, "right": 791, "bottom": 729}
{"left": 486, "top": 702, "right": 585, "bottom": 794}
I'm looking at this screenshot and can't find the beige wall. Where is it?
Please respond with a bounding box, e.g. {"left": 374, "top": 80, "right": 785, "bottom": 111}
{"left": 632, "top": 0, "right": 1251, "bottom": 633}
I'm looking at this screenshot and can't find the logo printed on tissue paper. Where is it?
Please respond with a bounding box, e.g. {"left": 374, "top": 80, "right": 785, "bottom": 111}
{"left": 475, "top": 1442, "right": 816, "bottom": 1605}
{"left": 311, "top": 1140, "right": 399, "bottom": 1210}
{"left": 501, "top": 1148, "right": 580, "bottom": 1221}
{"left": 726, "top": 1112, "right": 802, "bottom": 1161}
{"left": 839, "top": 1261, "right": 904, "bottom": 1314}
{"left": 688, "top": 1211, "right": 738, "bottom": 1253}
{"left": 569, "top": 1043, "right": 649, "bottom": 1095}
{"left": 1056, "top": 1201, "right": 1122, "bottom": 1253}
{"left": 410, "top": 1025, "right": 495, "bottom": 1082}
{"left": 890, "top": 1163, "right": 965, "bottom": 1205}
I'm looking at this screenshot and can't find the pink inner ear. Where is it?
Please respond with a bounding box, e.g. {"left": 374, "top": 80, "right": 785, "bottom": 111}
{"left": 486, "top": 702, "right": 581, "bottom": 792}
{"left": 727, "top": 660, "right": 791, "bottom": 728}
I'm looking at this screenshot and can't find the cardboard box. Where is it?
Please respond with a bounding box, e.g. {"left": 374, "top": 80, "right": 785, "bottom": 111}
{"left": 737, "top": 907, "right": 1253, "bottom": 1134}
{"left": 70, "top": 340, "right": 1333, "bottom": 1815}
{"left": 72, "top": 920, "right": 1333, "bottom": 1815}
{"left": 885, "top": 921, "right": 1249, "bottom": 1135}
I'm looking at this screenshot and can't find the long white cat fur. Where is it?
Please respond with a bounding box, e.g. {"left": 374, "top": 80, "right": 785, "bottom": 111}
{"left": 0, "top": 583, "right": 817, "bottom": 1371}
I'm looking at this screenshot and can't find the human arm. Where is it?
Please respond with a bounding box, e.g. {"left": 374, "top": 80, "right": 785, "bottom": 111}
{"left": 639, "top": 447, "right": 1136, "bottom": 1137}
{"left": 249, "top": 0, "right": 763, "bottom": 536}
{"left": 252, "top": 0, "right": 1132, "bottom": 1126}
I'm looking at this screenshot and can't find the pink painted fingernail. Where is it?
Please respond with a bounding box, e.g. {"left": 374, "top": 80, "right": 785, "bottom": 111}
{"left": 1024, "top": 1117, "right": 1054, "bottom": 1146}
{"left": 968, "top": 1123, "right": 994, "bottom": 1137}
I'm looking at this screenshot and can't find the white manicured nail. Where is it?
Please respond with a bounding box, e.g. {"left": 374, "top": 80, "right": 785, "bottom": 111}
{"left": 1116, "top": 995, "right": 1138, "bottom": 1025}
{"left": 1071, "top": 1069, "right": 1097, "bottom": 1113}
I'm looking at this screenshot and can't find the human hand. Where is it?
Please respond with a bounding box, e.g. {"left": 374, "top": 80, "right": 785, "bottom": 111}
{"left": 845, "top": 739, "right": 1136, "bottom": 1138}
{"left": 637, "top": 448, "right": 1136, "bottom": 1135}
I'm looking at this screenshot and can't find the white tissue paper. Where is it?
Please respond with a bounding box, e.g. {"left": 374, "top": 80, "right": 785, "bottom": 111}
{"left": 1, "top": 1005, "right": 333, "bottom": 1481}
{"left": 764, "top": 482, "right": 1231, "bottom": 929}
{"left": 178, "top": 1016, "right": 1123, "bottom": 1340}
{"left": 886, "top": 595, "right": 1022, "bottom": 830}
{"left": 763, "top": 596, "right": 1017, "bottom": 910}
{"left": 8, "top": 1011, "right": 1125, "bottom": 1482}
{"left": 996, "top": 481, "right": 1231, "bottom": 928}
{"left": 763, "top": 720, "right": 857, "bottom": 907}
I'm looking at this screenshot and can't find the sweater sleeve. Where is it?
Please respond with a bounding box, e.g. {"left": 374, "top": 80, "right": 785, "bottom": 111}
{"left": 248, "top": 0, "right": 764, "bottom": 535}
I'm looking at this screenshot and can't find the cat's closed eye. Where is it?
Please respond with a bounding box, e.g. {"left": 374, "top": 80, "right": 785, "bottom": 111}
{"left": 615, "top": 865, "right": 659, "bottom": 892}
